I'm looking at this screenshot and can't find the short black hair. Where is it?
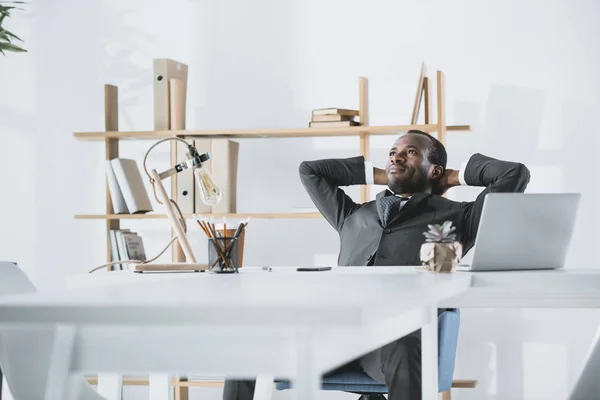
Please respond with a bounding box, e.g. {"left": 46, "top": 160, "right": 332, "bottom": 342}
{"left": 405, "top": 129, "right": 447, "bottom": 170}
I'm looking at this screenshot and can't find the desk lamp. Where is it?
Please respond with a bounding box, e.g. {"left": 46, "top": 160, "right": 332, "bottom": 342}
{"left": 88, "top": 136, "right": 229, "bottom": 273}
{"left": 138, "top": 136, "right": 223, "bottom": 270}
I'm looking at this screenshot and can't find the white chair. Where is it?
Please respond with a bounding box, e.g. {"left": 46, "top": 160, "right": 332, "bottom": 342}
{"left": 0, "top": 261, "right": 107, "bottom": 400}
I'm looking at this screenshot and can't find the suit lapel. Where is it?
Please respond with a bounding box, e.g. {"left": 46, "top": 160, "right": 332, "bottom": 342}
{"left": 375, "top": 191, "right": 430, "bottom": 227}
{"left": 389, "top": 192, "right": 429, "bottom": 226}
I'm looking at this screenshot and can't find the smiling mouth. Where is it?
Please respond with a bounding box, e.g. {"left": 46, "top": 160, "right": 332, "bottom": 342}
{"left": 388, "top": 165, "right": 406, "bottom": 173}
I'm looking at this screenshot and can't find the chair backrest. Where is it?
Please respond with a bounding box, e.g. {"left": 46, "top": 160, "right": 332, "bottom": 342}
{"left": 438, "top": 308, "right": 461, "bottom": 392}
{"left": 0, "top": 261, "right": 36, "bottom": 297}
{"left": 0, "top": 262, "right": 105, "bottom": 400}
{"left": 0, "top": 261, "right": 42, "bottom": 399}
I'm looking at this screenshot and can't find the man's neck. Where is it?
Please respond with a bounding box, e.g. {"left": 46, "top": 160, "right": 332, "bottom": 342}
{"left": 386, "top": 188, "right": 413, "bottom": 198}
{"left": 387, "top": 187, "right": 431, "bottom": 198}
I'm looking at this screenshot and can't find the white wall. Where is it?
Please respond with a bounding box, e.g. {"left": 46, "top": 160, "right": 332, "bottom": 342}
{"left": 1, "top": 0, "right": 600, "bottom": 399}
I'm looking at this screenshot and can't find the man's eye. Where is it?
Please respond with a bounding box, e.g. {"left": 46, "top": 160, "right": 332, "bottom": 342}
{"left": 389, "top": 152, "right": 396, "bottom": 156}
{"left": 408, "top": 150, "right": 417, "bottom": 155}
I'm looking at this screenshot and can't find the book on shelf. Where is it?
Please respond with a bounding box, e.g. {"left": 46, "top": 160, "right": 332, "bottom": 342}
{"left": 309, "top": 120, "right": 360, "bottom": 128}
{"left": 105, "top": 161, "right": 129, "bottom": 214}
{"left": 106, "top": 158, "right": 153, "bottom": 214}
{"left": 311, "top": 114, "right": 358, "bottom": 122}
{"left": 109, "top": 229, "right": 147, "bottom": 271}
{"left": 312, "top": 108, "right": 359, "bottom": 117}
{"left": 309, "top": 108, "right": 361, "bottom": 128}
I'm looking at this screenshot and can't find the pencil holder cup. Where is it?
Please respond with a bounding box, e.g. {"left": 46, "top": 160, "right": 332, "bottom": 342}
{"left": 216, "top": 226, "right": 245, "bottom": 268}
{"left": 208, "top": 237, "right": 239, "bottom": 273}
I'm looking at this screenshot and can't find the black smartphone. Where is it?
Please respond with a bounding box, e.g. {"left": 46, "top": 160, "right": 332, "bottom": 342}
{"left": 296, "top": 266, "right": 332, "bottom": 272}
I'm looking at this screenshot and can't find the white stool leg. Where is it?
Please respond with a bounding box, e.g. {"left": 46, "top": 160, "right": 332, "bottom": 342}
{"left": 254, "top": 375, "right": 274, "bottom": 400}
{"left": 44, "top": 325, "right": 76, "bottom": 400}
{"left": 149, "top": 374, "right": 172, "bottom": 400}
{"left": 2, "top": 375, "right": 15, "bottom": 400}
{"left": 97, "top": 374, "right": 123, "bottom": 400}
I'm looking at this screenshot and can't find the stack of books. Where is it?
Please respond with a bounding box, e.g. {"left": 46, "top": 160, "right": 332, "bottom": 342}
{"left": 309, "top": 108, "right": 360, "bottom": 128}
{"left": 109, "top": 229, "right": 147, "bottom": 271}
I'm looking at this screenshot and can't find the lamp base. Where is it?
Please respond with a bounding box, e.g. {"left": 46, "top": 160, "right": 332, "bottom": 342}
{"left": 133, "top": 263, "right": 209, "bottom": 273}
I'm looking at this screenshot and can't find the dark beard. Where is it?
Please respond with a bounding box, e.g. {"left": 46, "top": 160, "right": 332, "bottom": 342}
{"left": 387, "top": 167, "right": 429, "bottom": 194}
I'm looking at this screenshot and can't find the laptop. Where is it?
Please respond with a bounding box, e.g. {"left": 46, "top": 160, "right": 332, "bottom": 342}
{"left": 456, "top": 193, "right": 580, "bottom": 271}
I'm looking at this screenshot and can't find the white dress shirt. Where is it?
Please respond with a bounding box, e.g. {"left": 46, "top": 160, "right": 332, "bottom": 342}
{"left": 363, "top": 160, "right": 469, "bottom": 209}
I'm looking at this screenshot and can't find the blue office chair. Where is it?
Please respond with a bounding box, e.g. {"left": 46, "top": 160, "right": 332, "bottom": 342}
{"left": 275, "top": 308, "right": 460, "bottom": 400}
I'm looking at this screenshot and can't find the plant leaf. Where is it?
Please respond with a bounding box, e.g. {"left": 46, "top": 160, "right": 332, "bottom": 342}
{"left": 0, "top": 41, "right": 26, "bottom": 52}
{"left": 1, "top": 29, "right": 22, "bottom": 42}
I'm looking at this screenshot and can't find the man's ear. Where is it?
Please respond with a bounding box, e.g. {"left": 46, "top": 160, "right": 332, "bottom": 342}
{"left": 430, "top": 165, "right": 444, "bottom": 180}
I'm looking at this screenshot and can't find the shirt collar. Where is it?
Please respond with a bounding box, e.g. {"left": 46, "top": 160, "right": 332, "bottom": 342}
{"left": 387, "top": 188, "right": 412, "bottom": 200}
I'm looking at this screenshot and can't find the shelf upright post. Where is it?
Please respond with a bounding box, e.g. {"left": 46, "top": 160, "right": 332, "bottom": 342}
{"left": 168, "top": 79, "right": 187, "bottom": 263}
{"left": 424, "top": 77, "right": 433, "bottom": 125}
{"left": 104, "top": 85, "right": 120, "bottom": 269}
{"left": 359, "top": 76, "right": 370, "bottom": 203}
{"left": 436, "top": 70, "right": 447, "bottom": 146}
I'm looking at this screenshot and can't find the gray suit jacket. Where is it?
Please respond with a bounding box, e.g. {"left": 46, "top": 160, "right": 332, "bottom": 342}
{"left": 299, "top": 153, "right": 530, "bottom": 266}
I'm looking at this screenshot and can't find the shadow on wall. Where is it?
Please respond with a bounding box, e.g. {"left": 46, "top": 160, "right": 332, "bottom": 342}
{"left": 190, "top": 0, "right": 351, "bottom": 266}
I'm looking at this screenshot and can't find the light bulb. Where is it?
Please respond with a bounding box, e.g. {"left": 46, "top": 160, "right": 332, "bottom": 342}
{"left": 194, "top": 166, "right": 223, "bottom": 206}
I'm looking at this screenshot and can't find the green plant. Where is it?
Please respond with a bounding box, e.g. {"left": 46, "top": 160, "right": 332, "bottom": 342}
{"left": 423, "top": 221, "right": 457, "bottom": 243}
{"left": 0, "top": 1, "right": 26, "bottom": 55}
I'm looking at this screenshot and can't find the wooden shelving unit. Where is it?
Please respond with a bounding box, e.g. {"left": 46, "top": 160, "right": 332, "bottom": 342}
{"left": 75, "top": 65, "right": 471, "bottom": 399}
{"left": 74, "top": 124, "right": 470, "bottom": 141}
{"left": 74, "top": 67, "right": 469, "bottom": 267}
{"left": 74, "top": 212, "right": 323, "bottom": 220}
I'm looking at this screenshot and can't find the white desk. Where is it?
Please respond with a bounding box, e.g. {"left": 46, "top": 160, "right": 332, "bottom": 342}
{"left": 443, "top": 269, "right": 600, "bottom": 308}
{"left": 0, "top": 267, "right": 471, "bottom": 400}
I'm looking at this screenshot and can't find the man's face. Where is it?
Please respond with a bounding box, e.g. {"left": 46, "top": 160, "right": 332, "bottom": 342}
{"left": 385, "top": 134, "right": 433, "bottom": 194}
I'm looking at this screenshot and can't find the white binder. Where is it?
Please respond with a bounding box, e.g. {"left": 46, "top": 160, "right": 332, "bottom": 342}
{"left": 153, "top": 59, "right": 188, "bottom": 130}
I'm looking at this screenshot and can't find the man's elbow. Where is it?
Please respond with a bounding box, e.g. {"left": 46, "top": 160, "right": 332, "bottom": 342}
{"left": 511, "top": 163, "right": 531, "bottom": 192}
{"left": 299, "top": 161, "right": 314, "bottom": 178}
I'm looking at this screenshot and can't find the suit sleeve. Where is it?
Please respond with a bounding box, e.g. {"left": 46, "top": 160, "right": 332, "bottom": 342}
{"left": 460, "top": 153, "right": 531, "bottom": 249}
{"left": 299, "top": 156, "right": 367, "bottom": 232}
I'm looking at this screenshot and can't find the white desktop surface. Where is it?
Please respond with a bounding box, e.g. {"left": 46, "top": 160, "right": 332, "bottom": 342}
{"left": 443, "top": 268, "right": 600, "bottom": 308}
{"left": 66, "top": 266, "right": 600, "bottom": 309}
{"left": 0, "top": 266, "right": 471, "bottom": 400}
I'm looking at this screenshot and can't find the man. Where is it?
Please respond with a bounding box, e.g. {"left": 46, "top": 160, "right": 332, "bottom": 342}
{"left": 223, "top": 130, "right": 530, "bottom": 400}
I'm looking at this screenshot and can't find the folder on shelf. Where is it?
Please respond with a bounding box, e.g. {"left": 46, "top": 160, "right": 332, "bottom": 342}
{"left": 193, "top": 139, "right": 213, "bottom": 213}
{"left": 153, "top": 59, "right": 188, "bottom": 131}
{"left": 210, "top": 139, "right": 239, "bottom": 214}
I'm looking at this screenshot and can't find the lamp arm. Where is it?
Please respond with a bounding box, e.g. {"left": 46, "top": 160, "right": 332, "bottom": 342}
{"left": 143, "top": 136, "right": 193, "bottom": 204}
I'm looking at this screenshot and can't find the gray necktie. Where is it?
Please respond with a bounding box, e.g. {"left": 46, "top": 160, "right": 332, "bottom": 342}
{"left": 380, "top": 195, "right": 409, "bottom": 226}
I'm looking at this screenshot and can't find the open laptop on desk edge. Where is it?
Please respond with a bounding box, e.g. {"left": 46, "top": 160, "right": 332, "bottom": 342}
{"left": 456, "top": 193, "right": 580, "bottom": 272}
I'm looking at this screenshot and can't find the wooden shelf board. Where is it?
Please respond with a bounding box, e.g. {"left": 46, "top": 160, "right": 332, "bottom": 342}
{"left": 75, "top": 212, "right": 323, "bottom": 220}
{"left": 85, "top": 377, "right": 477, "bottom": 389}
{"left": 74, "top": 124, "right": 471, "bottom": 141}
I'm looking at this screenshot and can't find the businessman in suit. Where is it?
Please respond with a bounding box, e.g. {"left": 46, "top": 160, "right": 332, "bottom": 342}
{"left": 223, "top": 130, "right": 530, "bottom": 400}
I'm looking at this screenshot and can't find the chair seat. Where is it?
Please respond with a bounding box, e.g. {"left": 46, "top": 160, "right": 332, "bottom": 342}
{"left": 275, "top": 308, "right": 460, "bottom": 394}
{"left": 275, "top": 371, "right": 386, "bottom": 394}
